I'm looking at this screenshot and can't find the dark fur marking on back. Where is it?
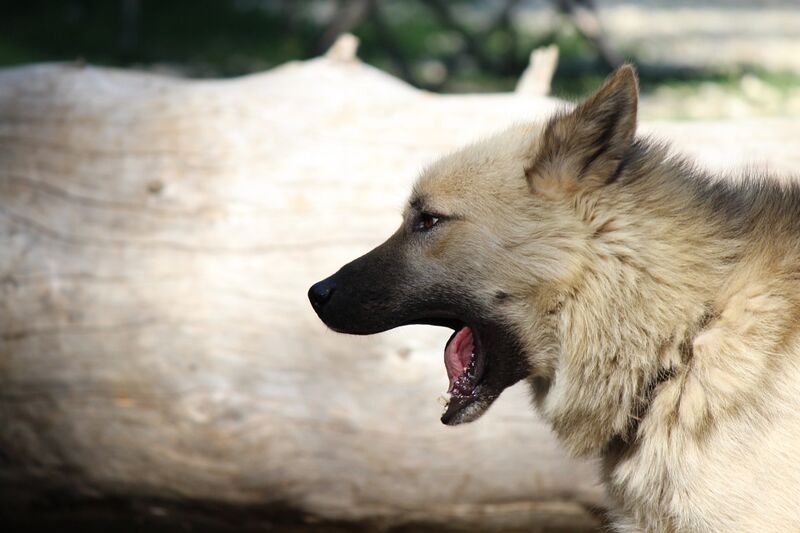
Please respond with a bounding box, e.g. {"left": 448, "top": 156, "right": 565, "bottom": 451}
{"left": 623, "top": 366, "right": 678, "bottom": 444}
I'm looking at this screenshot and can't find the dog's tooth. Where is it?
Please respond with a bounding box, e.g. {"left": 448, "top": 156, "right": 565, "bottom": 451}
{"left": 438, "top": 392, "right": 451, "bottom": 409}
{"left": 466, "top": 354, "right": 477, "bottom": 378}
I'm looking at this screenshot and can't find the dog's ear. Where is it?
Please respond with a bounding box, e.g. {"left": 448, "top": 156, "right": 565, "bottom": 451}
{"left": 527, "top": 65, "right": 638, "bottom": 195}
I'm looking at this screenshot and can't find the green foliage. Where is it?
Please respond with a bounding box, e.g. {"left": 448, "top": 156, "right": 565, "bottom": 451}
{"left": 0, "top": 0, "right": 319, "bottom": 75}
{"left": 1, "top": 0, "right": 798, "bottom": 118}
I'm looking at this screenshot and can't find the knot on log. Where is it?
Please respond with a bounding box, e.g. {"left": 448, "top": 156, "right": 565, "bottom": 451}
{"left": 325, "top": 33, "right": 360, "bottom": 63}
{"left": 516, "top": 45, "right": 559, "bottom": 97}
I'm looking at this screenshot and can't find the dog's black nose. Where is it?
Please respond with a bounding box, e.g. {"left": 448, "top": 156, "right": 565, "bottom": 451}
{"left": 308, "top": 277, "right": 336, "bottom": 310}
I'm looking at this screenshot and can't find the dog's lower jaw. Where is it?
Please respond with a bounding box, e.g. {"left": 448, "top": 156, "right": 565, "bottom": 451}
{"left": 441, "top": 389, "right": 495, "bottom": 425}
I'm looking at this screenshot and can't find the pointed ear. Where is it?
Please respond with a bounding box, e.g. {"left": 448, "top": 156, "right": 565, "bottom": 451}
{"left": 528, "top": 65, "right": 638, "bottom": 194}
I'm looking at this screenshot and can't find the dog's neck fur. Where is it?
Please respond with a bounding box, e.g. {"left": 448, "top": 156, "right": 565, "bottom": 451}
{"left": 521, "top": 66, "right": 800, "bottom": 470}
{"left": 517, "top": 67, "right": 764, "bottom": 458}
{"left": 512, "top": 67, "right": 800, "bottom": 529}
{"left": 538, "top": 139, "right": 745, "bottom": 457}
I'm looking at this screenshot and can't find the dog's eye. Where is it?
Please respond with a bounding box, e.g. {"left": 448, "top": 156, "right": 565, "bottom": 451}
{"left": 414, "top": 213, "right": 440, "bottom": 232}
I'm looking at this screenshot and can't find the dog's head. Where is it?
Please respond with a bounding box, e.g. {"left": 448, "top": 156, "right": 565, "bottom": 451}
{"left": 309, "top": 66, "right": 639, "bottom": 425}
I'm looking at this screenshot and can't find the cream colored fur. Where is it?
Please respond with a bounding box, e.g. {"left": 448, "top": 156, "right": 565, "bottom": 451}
{"left": 412, "top": 66, "right": 800, "bottom": 531}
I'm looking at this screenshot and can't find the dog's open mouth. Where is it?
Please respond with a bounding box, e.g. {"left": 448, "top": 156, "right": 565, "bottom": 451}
{"left": 441, "top": 325, "right": 487, "bottom": 424}
{"left": 401, "top": 316, "right": 500, "bottom": 425}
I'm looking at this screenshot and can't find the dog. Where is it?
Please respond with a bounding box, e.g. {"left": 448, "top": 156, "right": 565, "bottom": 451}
{"left": 308, "top": 65, "right": 800, "bottom": 531}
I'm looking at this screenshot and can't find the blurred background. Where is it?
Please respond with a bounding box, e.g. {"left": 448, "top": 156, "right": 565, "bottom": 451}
{"left": 3, "top": 0, "right": 800, "bottom": 118}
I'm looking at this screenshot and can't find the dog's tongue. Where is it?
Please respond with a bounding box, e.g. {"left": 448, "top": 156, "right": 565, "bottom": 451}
{"left": 444, "top": 326, "right": 474, "bottom": 390}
